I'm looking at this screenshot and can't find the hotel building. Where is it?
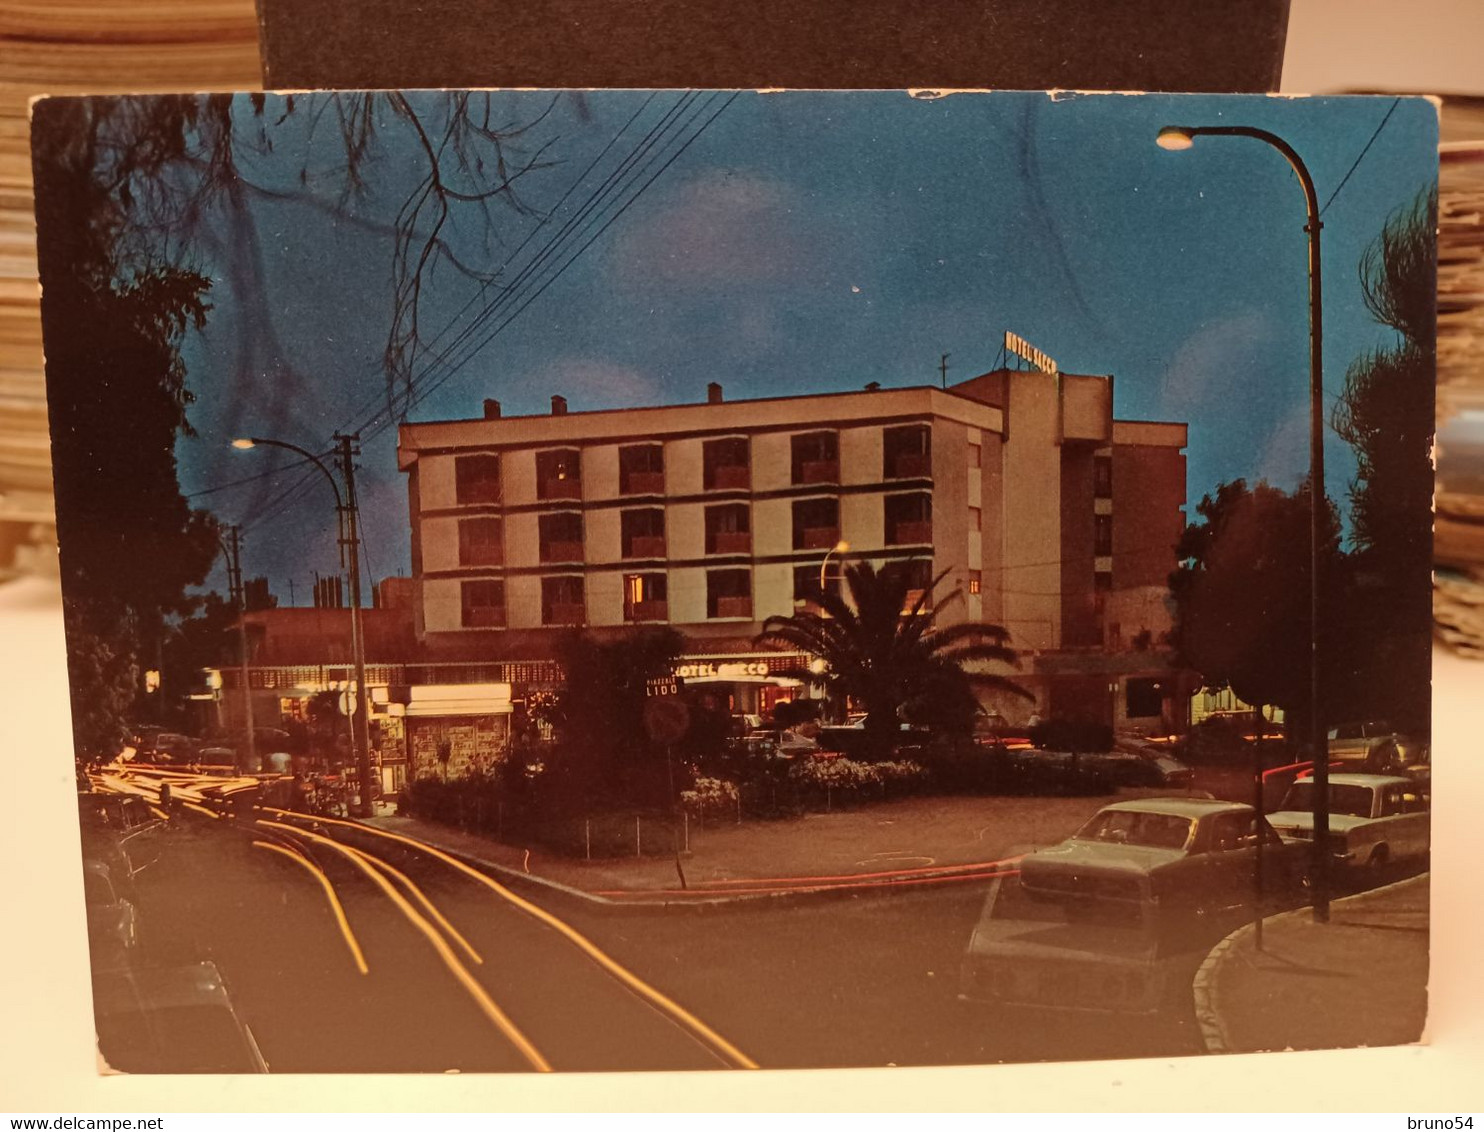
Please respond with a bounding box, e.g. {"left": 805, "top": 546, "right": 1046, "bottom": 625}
{"left": 396, "top": 364, "right": 1189, "bottom": 731}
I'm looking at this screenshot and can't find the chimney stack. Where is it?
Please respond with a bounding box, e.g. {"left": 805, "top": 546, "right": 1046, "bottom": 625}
{"left": 864, "top": 381, "right": 881, "bottom": 392}
{"left": 483, "top": 398, "right": 502, "bottom": 420}
{"left": 551, "top": 394, "right": 567, "bottom": 416}
{"left": 707, "top": 382, "right": 723, "bottom": 404}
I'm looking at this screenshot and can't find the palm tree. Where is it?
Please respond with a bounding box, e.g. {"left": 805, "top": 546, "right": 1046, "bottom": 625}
{"left": 756, "top": 560, "right": 1030, "bottom": 757}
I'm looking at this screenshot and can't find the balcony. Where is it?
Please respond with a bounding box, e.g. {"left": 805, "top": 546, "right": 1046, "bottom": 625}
{"left": 797, "top": 526, "right": 842, "bottom": 551}
{"left": 890, "top": 521, "right": 933, "bottom": 545}
{"left": 710, "top": 465, "right": 749, "bottom": 491}
{"left": 541, "top": 478, "right": 582, "bottom": 501}
{"left": 460, "top": 547, "right": 504, "bottom": 568}
{"left": 545, "top": 603, "right": 586, "bottom": 626}
{"left": 540, "top": 540, "right": 584, "bottom": 563}
{"left": 889, "top": 453, "right": 931, "bottom": 479}
{"left": 625, "top": 600, "right": 669, "bottom": 623}
{"left": 626, "top": 535, "right": 667, "bottom": 559}
{"left": 797, "top": 459, "right": 839, "bottom": 485}
{"left": 463, "top": 606, "right": 506, "bottom": 628}
{"left": 623, "top": 471, "right": 665, "bottom": 496}
{"left": 714, "top": 596, "right": 753, "bottom": 619}
{"left": 710, "top": 531, "right": 751, "bottom": 555}
{"left": 901, "top": 589, "right": 932, "bottom": 614}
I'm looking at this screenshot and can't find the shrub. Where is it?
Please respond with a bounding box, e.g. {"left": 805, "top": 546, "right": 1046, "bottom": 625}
{"left": 680, "top": 776, "right": 740, "bottom": 820}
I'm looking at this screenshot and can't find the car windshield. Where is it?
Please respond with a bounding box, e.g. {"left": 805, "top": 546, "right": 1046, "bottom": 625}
{"left": 1074, "top": 810, "right": 1194, "bottom": 850}
{"left": 1279, "top": 782, "right": 1375, "bottom": 818}
{"left": 97, "top": 1005, "right": 258, "bottom": 1073}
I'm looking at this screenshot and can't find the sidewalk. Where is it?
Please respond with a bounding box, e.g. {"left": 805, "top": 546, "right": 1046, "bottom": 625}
{"left": 362, "top": 792, "right": 1129, "bottom": 901}
{"left": 1194, "top": 873, "right": 1429, "bottom": 1054}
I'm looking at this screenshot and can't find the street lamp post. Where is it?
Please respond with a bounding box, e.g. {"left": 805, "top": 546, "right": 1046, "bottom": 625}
{"left": 1156, "top": 124, "right": 1331, "bottom": 922}
{"left": 217, "top": 524, "right": 257, "bottom": 774}
{"left": 232, "top": 435, "right": 376, "bottom": 818}
{"left": 819, "top": 539, "right": 851, "bottom": 593}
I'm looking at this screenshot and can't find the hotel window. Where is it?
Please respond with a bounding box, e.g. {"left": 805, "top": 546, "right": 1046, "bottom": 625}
{"left": 793, "top": 565, "right": 841, "bottom": 608}
{"left": 702, "top": 436, "right": 750, "bottom": 491}
{"left": 619, "top": 444, "right": 665, "bottom": 495}
{"left": 623, "top": 572, "right": 669, "bottom": 623}
{"left": 885, "top": 492, "right": 933, "bottom": 545}
{"left": 536, "top": 448, "right": 581, "bottom": 501}
{"left": 968, "top": 442, "right": 982, "bottom": 469}
{"left": 968, "top": 506, "right": 982, "bottom": 532}
{"left": 454, "top": 453, "right": 501, "bottom": 505}
{"left": 1094, "top": 570, "right": 1112, "bottom": 616}
{"left": 899, "top": 559, "right": 934, "bottom": 613}
{"left": 457, "top": 517, "right": 503, "bottom": 567}
{"left": 538, "top": 511, "right": 584, "bottom": 563}
{"left": 706, "top": 569, "right": 753, "bottom": 619}
{"left": 704, "top": 503, "right": 751, "bottom": 554}
{"left": 541, "top": 576, "right": 585, "bottom": 626}
{"left": 790, "top": 431, "right": 839, "bottom": 485}
{"left": 460, "top": 579, "right": 505, "bottom": 628}
{"left": 791, "top": 496, "right": 840, "bottom": 551}
{"left": 1095, "top": 514, "right": 1113, "bottom": 557}
{"left": 883, "top": 424, "right": 932, "bottom": 479}
{"left": 1094, "top": 455, "right": 1113, "bottom": 499}
{"left": 620, "top": 508, "right": 666, "bottom": 559}
{"left": 968, "top": 570, "right": 982, "bottom": 596}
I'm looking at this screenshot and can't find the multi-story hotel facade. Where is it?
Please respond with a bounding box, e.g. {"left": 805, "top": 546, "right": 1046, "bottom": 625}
{"left": 397, "top": 364, "right": 1190, "bottom": 731}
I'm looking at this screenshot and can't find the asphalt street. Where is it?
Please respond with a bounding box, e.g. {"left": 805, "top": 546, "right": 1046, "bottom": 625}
{"left": 104, "top": 789, "right": 1211, "bottom": 1073}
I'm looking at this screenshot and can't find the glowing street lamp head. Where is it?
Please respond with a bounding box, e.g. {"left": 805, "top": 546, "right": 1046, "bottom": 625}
{"left": 833, "top": 539, "right": 851, "bottom": 555}
{"left": 1156, "top": 127, "right": 1195, "bottom": 152}
{"left": 231, "top": 437, "right": 256, "bottom": 450}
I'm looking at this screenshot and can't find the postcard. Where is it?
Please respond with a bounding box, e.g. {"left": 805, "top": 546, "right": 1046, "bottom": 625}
{"left": 30, "top": 89, "right": 1437, "bottom": 1074}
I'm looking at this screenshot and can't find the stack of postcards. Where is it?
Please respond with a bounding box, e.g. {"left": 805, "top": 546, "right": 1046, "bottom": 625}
{"left": 1436, "top": 97, "right": 1484, "bottom": 654}
{"left": 0, "top": 0, "right": 260, "bottom": 576}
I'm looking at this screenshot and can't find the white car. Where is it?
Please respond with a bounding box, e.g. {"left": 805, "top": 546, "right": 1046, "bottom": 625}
{"left": 960, "top": 869, "right": 1171, "bottom": 1014}
{"left": 1266, "top": 773, "right": 1429, "bottom": 872}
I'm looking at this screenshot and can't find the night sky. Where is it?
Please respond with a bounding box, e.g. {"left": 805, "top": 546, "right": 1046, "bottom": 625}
{"left": 170, "top": 90, "right": 1438, "bottom": 601}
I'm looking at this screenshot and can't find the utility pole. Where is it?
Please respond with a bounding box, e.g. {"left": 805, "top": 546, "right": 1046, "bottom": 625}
{"left": 287, "top": 578, "right": 296, "bottom": 608}
{"left": 335, "top": 433, "right": 375, "bottom": 818}
{"left": 939, "top": 353, "right": 950, "bottom": 388}
{"left": 220, "top": 525, "right": 257, "bottom": 773}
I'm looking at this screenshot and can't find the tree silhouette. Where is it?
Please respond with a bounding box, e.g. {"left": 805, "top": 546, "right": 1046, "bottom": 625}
{"left": 756, "top": 560, "right": 1030, "bottom": 757}
{"left": 1169, "top": 479, "right": 1343, "bottom": 735}
{"left": 32, "top": 93, "right": 563, "bottom": 754}
{"left": 1329, "top": 187, "right": 1435, "bottom": 732}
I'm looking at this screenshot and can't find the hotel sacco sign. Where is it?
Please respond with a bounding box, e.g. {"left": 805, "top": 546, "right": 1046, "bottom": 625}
{"left": 673, "top": 660, "right": 772, "bottom": 680}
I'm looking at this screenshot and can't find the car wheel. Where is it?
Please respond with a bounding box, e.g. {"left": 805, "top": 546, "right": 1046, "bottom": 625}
{"left": 1365, "top": 845, "right": 1389, "bottom": 876}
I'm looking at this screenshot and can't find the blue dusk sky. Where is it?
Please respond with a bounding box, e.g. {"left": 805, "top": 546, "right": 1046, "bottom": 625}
{"left": 174, "top": 90, "right": 1438, "bottom": 600}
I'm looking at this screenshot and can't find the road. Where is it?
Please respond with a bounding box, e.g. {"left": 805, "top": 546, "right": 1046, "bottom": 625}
{"left": 85, "top": 768, "right": 1245, "bottom": 1072}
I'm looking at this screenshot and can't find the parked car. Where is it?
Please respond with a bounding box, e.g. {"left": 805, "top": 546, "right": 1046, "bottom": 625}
{"left": 1266, "top": 773, "right": 1429, "bottom": 873}
{"left": 999, "top": 748, "right": 1114, "bottom": 796}
{"left": 92, "top": 961, "right": 269, "bottom": 1073}
{"left": 960, "top": 869, "right": 1171, "bottom": 1014}
{"left": 78, "top": 791, "right": 166, "bottom": 878}
{"left": 82, "top": 859, "right": 139, "bottom": 970}
{"left": 1018, "top": 797, "right": 1308, "bottom": 915}
{"left": 1325, "top": 721, "right": 1427, "bottom": 776}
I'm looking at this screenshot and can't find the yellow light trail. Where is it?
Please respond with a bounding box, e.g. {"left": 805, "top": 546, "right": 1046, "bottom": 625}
{"left": 262, "top": 808, "right": 757, "bottom": 1070}
{"left": 251, "top": 839, "right": 369, "bottom": 976}
{"left": 339, "top": 842, "right": 484, "bottom": 967}
{"left": 257, "top": 820, "right": 550, "bottom": 1073}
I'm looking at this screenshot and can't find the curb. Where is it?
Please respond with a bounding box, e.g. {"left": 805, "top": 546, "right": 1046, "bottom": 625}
{"left": 1190, "top": 872, "right": 1430, "bottom": 1055}
{"left": 355, "top": 816, "right": 1010, "bottom": 912}
{"left": 1191, "top": 919, "right": 1249, "bottom": 1054}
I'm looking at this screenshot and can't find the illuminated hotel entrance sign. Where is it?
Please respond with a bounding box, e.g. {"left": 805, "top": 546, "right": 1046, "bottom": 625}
{"left": 674, "top": 660, "right": 772, "bottom": 680}
{"left": 1004, "top": 330, "right": 1059, "bottom": 375}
